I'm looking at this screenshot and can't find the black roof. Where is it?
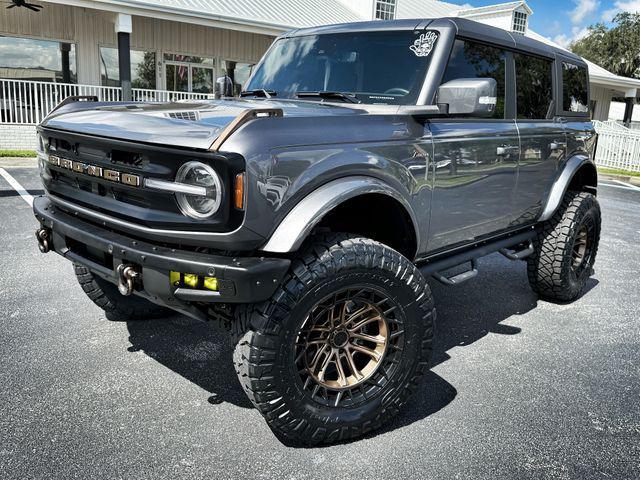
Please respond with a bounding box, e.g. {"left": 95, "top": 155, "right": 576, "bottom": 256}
{"left": 283, "top": 17, "right": 585, "bottom": 64}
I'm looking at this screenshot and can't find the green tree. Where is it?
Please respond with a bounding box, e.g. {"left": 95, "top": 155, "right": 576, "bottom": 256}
{"left": 570, "top": 12, "right": 640, "bottom": 80}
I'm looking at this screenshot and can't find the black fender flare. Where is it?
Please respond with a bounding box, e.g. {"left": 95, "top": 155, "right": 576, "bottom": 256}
{"left": 260, "top": 176, "right": 419, "bottom": 254}
{"left": 539, "top": 155, "right": 597, "bottom": 222}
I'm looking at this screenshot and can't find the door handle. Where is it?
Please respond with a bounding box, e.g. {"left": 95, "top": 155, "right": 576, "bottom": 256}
{"left": 549, "top": 142, "right": 566, "bottom": 150}
{"left": 496, "top": 145, "right": 518, "bottom": 156}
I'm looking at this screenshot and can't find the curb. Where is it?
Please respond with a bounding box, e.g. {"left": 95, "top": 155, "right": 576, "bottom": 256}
{"left": 598, "top": 172, "right": 640, "bottom": 187}
{"left": 0, "top": 157, "right": 37, "bottom": 168}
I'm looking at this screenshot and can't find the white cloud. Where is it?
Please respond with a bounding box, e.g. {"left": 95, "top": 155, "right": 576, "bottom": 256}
{"left": 601, "top": 0, "right": 640, "bottom": 21}
{"left": 552, "top": 26, "right": 590, "bottom": 47}
{"left": 570, "top": 0, "right": 600, "bottom": 25}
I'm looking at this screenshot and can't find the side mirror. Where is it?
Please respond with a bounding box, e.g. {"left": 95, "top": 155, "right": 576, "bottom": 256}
{"left": 214, "top": 75, "right": 234, "bottom": 98}
{"left": 436, "top": 78, "right": 497, "bottom": 117}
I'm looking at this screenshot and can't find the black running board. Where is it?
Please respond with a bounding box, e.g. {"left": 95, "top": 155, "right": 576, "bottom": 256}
{"left": 419, "top": 229, "right": 536, "bottom": 286}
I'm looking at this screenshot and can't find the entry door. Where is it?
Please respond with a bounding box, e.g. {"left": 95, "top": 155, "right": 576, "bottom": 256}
{"left": 511, "top": 52, "right": 566, "bottom": 225}
{"left": 427, "top": 120, "right": 520, "bottom": 251}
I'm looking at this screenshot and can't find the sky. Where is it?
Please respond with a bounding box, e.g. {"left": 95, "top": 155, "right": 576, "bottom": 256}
{"left": 451, "top": 0, "right": 640, "bottom": 47}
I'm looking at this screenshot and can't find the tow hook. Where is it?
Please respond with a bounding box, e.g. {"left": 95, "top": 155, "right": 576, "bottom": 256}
{"left": 35, "top": 228, "right": 51, "bottom": 253}
{"left": 116, "top": 264, "right": 140, "bottom": 296}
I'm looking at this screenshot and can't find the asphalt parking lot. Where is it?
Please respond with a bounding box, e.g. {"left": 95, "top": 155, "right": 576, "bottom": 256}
{"left": 1, "top": 164, "right": 639, "bottom": 479}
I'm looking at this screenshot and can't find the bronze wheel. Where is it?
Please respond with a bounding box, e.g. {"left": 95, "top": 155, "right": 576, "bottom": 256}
{"left": 232, "top": 234, "right": 435, "bottom": 446}
{"left": 294, "top": 287, "right": 404, "bottom": 407}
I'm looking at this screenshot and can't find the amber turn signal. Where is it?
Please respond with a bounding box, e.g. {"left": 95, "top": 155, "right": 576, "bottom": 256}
{"left": 234, "top": 172, "right": 245, "bottom": 210}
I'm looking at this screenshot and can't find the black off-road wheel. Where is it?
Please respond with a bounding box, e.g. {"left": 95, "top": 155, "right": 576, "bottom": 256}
{"left": 527, "top": 190, "right": 601, "bottom": 302}
{"left": 74, "top": 264, "right": 171, "bottom": 321}
{"left": 232, "top": 234, "right": 435, "bottom": 446}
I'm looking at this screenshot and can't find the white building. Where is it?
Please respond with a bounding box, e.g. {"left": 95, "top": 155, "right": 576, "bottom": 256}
{"left": 1, "top": 0, "right": 638, "bottom": 149}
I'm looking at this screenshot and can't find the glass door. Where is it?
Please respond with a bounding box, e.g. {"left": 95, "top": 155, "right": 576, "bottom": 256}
{"left": 163, "top": 54, "right": 215, "bottom": 93}
{"left": 165, "top": 61, "right": 189, "bottom": 92}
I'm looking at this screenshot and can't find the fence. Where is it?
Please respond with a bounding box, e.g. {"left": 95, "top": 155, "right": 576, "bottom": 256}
{"left": 593, "top": 120, "right": 640, "bottom": 172}
{"left": 0, "top": 78, "right": 215, "bottom": 125}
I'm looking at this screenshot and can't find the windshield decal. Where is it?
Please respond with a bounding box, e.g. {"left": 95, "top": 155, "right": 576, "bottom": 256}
{"left": 410, "top": 32, "right": 438, "bottom": 57}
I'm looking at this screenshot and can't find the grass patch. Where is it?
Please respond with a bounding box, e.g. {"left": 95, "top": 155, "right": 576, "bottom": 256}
{"left": 597, "top": 167, "right": 640, "bottom": 178}
{"left": 0, "top": 149, "right": 36, "bottom": 158}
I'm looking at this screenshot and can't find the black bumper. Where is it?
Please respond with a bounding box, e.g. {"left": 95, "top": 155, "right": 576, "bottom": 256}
{"left": 33, "top": 196, "right": 290, "bottom": 319}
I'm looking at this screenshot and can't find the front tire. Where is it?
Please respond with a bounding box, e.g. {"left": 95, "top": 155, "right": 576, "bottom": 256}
{"left": 233, "top": 234, "right": 435, "bottom": 445}
{"left": 527, "top": 190, "right": 601, "bottom": 301}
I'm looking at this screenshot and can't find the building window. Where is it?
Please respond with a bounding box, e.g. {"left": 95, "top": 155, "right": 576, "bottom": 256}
{"left": 512, "top": 11, "right": 528, "bottom": 33}
{"left": 375, "top": 0, "right": 396, "bottom": 20}
{"left": 100, "top": 48, "right": 156, "bottom": 89}
{"left": 0, "top": 35, "right": 76, "bottom": 83}
{"left": 221, "top": 61, "right": 254, "bottom": 96}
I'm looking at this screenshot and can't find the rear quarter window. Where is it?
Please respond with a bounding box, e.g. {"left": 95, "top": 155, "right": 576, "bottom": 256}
{"left": 562, "top": 62, "right": 589, "bottom": 114}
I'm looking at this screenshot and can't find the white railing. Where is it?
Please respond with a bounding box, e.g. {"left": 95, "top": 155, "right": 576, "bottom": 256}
{"left": 593, "top": 120, "right": 640, "bottom": 172}
{"left": 0, "top": 78, "right": 215, "bottom": 125}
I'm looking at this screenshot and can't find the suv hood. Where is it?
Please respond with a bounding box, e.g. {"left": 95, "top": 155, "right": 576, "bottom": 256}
{"left": 40, "top": 98, "right": 367, "bottom": 150}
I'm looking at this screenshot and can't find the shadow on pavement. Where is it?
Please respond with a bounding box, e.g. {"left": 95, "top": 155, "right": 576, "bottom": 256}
{"left": 125, "top": 254, "right": 599, "bottom": 443}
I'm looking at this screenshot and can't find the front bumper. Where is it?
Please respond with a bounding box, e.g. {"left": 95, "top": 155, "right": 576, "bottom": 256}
{"left": 33, "top": 196, "right": 290, "bottom": 320}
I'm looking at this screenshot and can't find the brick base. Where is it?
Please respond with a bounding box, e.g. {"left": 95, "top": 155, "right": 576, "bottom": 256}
{"left": 0, "top": 124, "right": 38, "bottom": 150}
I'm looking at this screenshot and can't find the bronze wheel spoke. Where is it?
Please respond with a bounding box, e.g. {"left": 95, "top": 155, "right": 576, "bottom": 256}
{"left": 349, "top": 343, "right": 382, "bottom": 361}
{"left": 348, "top": 315, "right": 382, "bottom": 332}
{"left": 344, "top": 347, "right": 363, "bottom": 380}
{"left": 350, "top": 332, "right": 385, "bottom": 344}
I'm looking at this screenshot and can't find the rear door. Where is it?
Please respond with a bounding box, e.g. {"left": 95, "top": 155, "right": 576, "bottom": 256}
{"left": 512, "top": 51, "right": 565, "bottom": 225}
{"left": 427, "top": 38, "right": 520, "bottom": 252}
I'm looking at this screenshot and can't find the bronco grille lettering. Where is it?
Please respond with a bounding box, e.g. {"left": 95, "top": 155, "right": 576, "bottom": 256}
{"left": 44, "top": 153, "right": 140, "bottom": 187}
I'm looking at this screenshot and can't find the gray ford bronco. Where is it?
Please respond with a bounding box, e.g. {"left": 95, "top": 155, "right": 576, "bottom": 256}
{"left": 33, "top": 18, "right": 601, "bottom": 445}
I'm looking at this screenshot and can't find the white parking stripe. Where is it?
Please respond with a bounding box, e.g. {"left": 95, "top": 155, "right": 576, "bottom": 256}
{"left": 0, "top": 167, "right": 34, "bottom": 207}
{"left": 611, "top": 179, "right": 640, "bottom": 191}
{"left": 599, "top": 182, "right": 640, "bottom": 192}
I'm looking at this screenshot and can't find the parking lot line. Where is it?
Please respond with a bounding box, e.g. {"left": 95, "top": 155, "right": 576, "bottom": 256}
{"left": 599, "top": 181, "right": 640, "bottom": 192}
{"left": 0, "top": 167, "right": 34, "bottom": 207}
{"left": 611, "top": 179, "right": 640, "bottom": 191}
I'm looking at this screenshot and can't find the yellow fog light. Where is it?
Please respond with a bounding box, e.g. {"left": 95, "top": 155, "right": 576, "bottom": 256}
{"left": 203, "top": 277, "right": 218, "bottom": 291}
{"left": 170, "top": 271, "right": 181, "bottom": 286}
{"left": 183, "top": 273, "right": 199, "bottom": 288}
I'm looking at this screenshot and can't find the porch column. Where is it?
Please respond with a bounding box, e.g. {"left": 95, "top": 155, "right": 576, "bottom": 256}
{"left": 623, "top": 88, "right": 637, "bottom": 127}
{"left": 115, "top": 13, "right": 132, "bottom": 101}
{"left": 60, "top": 43, "right": 71, "bottom": 83}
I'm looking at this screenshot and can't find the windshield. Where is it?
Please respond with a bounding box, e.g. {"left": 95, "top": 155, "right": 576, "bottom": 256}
{"left": 245, "top": 31, "right": 438, "bottom": 105}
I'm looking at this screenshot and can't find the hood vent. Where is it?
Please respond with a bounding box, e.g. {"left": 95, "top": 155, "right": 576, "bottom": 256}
{"left": 166, "top": 111, "right": 200, "bottom": 122}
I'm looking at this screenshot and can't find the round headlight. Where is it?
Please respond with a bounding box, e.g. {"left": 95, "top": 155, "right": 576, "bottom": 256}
{"left": 175, "top": 161, "right": 222, "bottom": 219}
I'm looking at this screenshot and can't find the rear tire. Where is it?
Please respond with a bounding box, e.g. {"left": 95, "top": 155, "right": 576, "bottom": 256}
{"left": 232, "top": 233, "right": 435, "bottom": 446}
{"left": 74, "top": 264, "right": 171, "bottom": 321}
{"left": 527, "top": 190, "right": 601, "bottom": 302}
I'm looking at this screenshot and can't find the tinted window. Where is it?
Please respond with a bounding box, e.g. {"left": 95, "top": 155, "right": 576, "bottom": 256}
{"left": 0, "top": 35, "right": 76, "bottom": 83}
{"left": 100, "top": 48, "right": 156, "bottom": 89}
{"left": 515, "top": 53, "right": 553, "bottom": 119}
{"left": 562, "top": 62, "right": 589, "bottom": 113}
{"left": 441, "top": 39, "right": 506, "bottom": 118}
{"left": 245, "top": 31, "right": 437, "bottom": 105}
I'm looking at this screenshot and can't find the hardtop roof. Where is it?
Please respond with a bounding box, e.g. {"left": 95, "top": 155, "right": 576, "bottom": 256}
{"left": 282, "top": 17, "right": 585, "bottom": 66}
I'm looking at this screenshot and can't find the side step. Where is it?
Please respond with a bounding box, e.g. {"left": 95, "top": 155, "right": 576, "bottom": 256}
{"left": 419, "top": 230, "right": 536, "bottom": 286}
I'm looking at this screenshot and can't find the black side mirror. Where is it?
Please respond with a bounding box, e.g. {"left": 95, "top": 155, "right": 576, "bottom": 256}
{"left": 215, "top": 76, "right": 234, "bottom": 98}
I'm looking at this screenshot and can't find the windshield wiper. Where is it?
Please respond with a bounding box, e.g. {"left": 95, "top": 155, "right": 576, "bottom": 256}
{"left": 240, "top": 89, "right": 276, "bottom": 99}
{"left": 296, "top": 91, "right": 361, "bottom": 104}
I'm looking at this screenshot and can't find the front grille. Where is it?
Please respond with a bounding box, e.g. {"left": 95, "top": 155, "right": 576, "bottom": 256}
{"left": 40, "top": 127, "right": 244, "bottom": 234}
